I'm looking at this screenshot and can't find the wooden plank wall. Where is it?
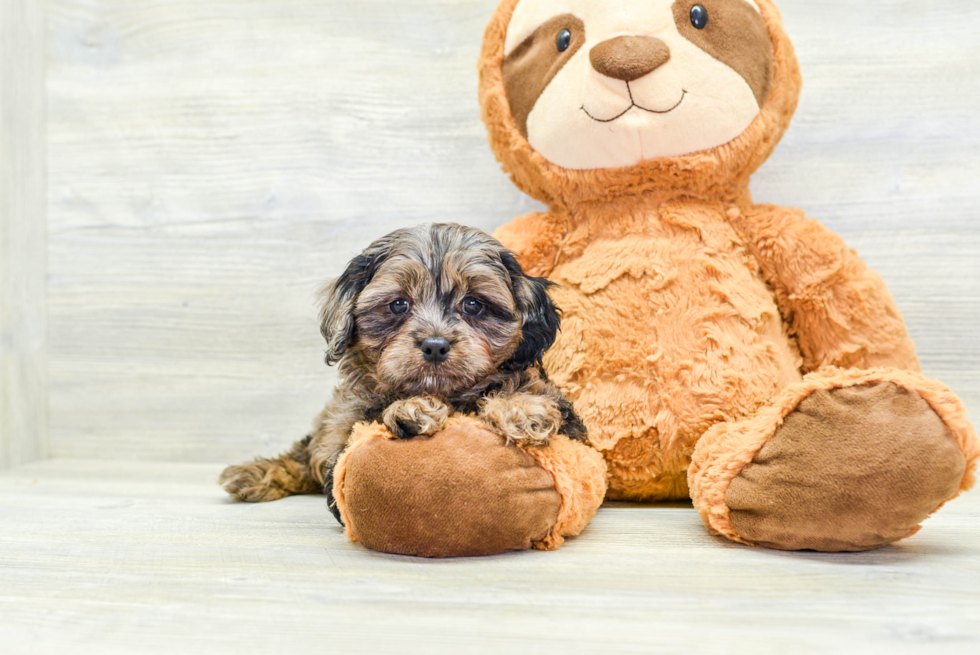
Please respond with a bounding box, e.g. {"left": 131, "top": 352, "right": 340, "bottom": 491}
{"left": 45, "top": 0, "right": 980, "bottom": 464}
{"left": 0, "top": 0, "right": 47, "bottom": 469}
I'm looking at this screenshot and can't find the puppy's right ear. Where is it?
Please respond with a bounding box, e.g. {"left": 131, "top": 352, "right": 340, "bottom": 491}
{"left": 318, "top": 253, "right": 377, "bottom": 365}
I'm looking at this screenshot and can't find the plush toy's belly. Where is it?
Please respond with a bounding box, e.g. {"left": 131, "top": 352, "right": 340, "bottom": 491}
{"left": 543, "top": 209, "right": 804, "bottom": 502}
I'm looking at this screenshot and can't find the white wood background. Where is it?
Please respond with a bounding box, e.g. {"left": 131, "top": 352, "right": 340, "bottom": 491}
{"left": 0, "top": 0, "right": 46, "bottom": 469}
{"left": 4, "top": 4, "right": 980, "bottom": 652}
{"left": 44, "top": 0, "right": 980, "bottom": 464}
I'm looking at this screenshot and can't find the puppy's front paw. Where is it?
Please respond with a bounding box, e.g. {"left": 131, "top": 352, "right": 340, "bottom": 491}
{"left": 383, "top": 396, "right": 451, "bottom": 439}
{"left": 480, "top": 393, "right": 562, "bottom": 447}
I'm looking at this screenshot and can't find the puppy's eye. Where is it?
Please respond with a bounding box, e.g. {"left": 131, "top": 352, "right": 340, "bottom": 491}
{"left": 556, "top": 29, "right": 572, "bottom": 52}
{"left": 389, "top": 299, "right": 410, "bottom": 316}
{"left": 690, "top": 5, "right": 708, "bottom": 30}
{"left": 461, "top": 298, "right": 485, "bottom": 317}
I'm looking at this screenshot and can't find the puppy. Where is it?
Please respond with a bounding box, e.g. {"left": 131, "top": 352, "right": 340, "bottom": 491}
{"left": 220, "top": 223, "right": 587, "bottom": 514}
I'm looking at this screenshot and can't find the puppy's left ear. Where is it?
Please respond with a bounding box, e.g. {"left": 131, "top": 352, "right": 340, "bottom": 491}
{"left": 501, "top": 252, "right": 561, "bottom": 371}
{"left": 318, "top": 252, "right": 378, "bottom": 365}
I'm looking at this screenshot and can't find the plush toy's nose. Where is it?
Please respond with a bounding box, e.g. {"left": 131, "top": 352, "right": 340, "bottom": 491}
{"left": 420, "top": 337, "right": 451, "bottom": 364}
{"left": 590, "top": 36, "right": 671, "bottom": 82}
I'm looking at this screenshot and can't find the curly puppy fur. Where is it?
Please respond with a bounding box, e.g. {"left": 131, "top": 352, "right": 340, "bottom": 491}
{"left": 480, "top": 392, "right": 563, "bottom": 445}
{"left": 383, "top": 395, "right": 452, "bottom": 440}
{"left": 220, "top": 223, "right": 587, "bottom": 512}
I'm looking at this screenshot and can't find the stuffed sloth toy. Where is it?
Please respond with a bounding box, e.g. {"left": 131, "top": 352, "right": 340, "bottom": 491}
{"left": 332, "top": 0, "right": 979, "bottom": 556}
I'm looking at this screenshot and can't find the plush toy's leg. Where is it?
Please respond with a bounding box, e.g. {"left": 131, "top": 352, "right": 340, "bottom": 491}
{"left": 331, "top": 417, "right": 607, "bottom": 558}
{"left": 689, "top": 367, "right": 979, "bottom": 551}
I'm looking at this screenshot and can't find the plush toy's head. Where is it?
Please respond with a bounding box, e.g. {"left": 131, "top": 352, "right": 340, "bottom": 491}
{"left": 480, "top": 0, "right": 801, "bottom": 205}
{"left": 318, "top": 223, "right": 560, "bottom": 397}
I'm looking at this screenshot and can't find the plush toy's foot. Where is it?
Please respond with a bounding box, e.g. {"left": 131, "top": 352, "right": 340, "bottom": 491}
{"left": 331, "top": 417, "right": 606, "bottom": 558}
{"left": 689, "top": 368, "right": 979, "bottom": 552}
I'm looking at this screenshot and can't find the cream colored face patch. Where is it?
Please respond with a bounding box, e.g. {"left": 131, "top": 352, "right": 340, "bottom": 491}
{"left": 502, "top": 0, "right": 773, "bottom": 170}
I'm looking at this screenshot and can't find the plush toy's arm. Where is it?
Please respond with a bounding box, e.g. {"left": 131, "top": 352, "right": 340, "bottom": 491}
{"left": 730, "top": 204, "right": 920, "bottom": 373}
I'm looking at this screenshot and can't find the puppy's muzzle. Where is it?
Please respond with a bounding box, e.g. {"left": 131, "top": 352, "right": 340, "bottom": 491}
{"left": 420, "top": 337, "right": 451, "bottom": 364}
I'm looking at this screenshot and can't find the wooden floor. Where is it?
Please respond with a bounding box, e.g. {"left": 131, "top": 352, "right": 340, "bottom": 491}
{"left": 1, "top": 460, "right": 979, "bottom": 654}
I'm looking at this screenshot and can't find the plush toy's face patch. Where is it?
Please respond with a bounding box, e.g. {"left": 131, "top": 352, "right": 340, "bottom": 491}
{"left": 502, "top": 0, "right": 773, "bottom": 170}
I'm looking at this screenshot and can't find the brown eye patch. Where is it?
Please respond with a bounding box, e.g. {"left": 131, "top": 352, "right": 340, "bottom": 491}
{"left": 502, "top": 14, "right": 586, "bottom": 138}
{"left": 672, "top": 0, "right": 773, "bottom": 107}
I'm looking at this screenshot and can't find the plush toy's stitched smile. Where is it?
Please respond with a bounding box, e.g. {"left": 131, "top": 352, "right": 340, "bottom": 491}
{"left": 581, "top": 86, "right": 687, "bottom": 124}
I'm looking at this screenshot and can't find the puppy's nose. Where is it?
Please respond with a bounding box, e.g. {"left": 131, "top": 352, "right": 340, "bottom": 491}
{"left": 420, "top": 337, "right": 451, "bottom": 364}
{"left": 590, "top": 36, "right": 671, "bottom": 82}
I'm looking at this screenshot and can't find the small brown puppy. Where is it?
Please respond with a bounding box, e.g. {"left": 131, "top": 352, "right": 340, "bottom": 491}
{"left": 220, "top": 223, "right": 586, "bottom": 519}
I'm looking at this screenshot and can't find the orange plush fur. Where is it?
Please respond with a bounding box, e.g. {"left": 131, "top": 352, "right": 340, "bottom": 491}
{"left": 479, "top": 0, "right": 978, "bottom": 512}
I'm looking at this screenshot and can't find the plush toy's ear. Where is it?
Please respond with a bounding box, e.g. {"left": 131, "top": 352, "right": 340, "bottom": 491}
{"left": 500, "top": 251, "right": 561, "bottom": 371}
{"left": 319, "top": 251, "right": 380, "bottom": 365}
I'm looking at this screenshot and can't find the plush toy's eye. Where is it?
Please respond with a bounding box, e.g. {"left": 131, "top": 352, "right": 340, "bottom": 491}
{"left": 461, "top": 298, "right": 485, "bottom": 317}
{"left": 389, "top": 299, "right": 410, "bottom": 316}
{"left": 556, "top": 29, "right": 572, "bottom": 52}
{"left": 690, "top": 5, "right": 708, "bottom": 30}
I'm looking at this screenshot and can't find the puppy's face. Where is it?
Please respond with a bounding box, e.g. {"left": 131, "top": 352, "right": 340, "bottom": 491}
{"left": 357, "top": 247, "right": 522, "bottom": 397}
{"left": 320, "top": 224, "right": 559, "bottom": 397}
